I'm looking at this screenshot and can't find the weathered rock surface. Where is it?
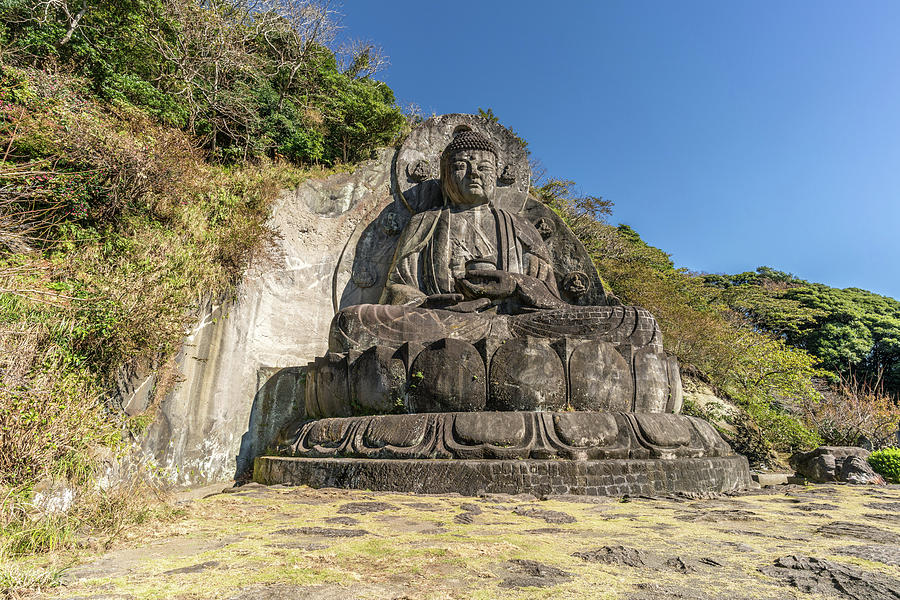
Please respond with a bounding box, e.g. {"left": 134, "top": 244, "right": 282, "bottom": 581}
{"left": 226, "top": 583, "right": 410, "bottom": 600}
{"left": 337, "top": 501, "right": 397, "bottom": 514}
{"left": 836, "top": 544, "right": 900, "bottom": 566}
{"left": 163, "top": 560, "right": 220, "bottom": 575}
{"left": 790, "top": 446, "right": 884, "bottom": 484}
{"left": 573, "top": 544, "right": 725, "bottom": 574}
{"left": 512, "top": 504, "right": 576, "bottom": 524}
{"left": 134, "top": 151, "right": 393, "bottom": 484}
{"left": 674, "top": 508, "right": 763, "bottom": 522}
{"left": 758, "top": 554, "right": 900, "bottom": 600}
{"left": 453, "top": 502, "right": 483, "bottom": 524}
{"left": 324, "top": 516, "right": 359, "bottom": 525}
{"left": 573, "top": 545, "right": 652, "bottom": 567}
{"left": 496, "top": 559, "right": 572, "bottom": 588}
{"left": 272, "top": 526, "right": 369, "bottom": 538}
{"left": 818, "top": 520, "right": 900, "bottom": 544}
{"left": 842, "top": 454, "right": 886, "bottom": 484}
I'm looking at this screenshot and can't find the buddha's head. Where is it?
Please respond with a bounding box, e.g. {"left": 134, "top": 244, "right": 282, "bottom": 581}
{"left": 440, "top": 129, "right": 498, "bottom": 208}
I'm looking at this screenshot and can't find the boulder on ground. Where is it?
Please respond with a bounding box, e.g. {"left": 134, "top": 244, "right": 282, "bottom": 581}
{"left": 789, "top": 446, "right": 885, "bottom": 485}
{"left": 840, "top": 455, "right": 885, "bottom": 485}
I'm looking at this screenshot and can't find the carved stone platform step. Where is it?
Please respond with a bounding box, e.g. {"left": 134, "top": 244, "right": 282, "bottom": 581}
{"left": 284, "top": 411, "right": 736, "bottom": 461}
{"left": 253, "top": 455, "right": 752, "bottom": 497}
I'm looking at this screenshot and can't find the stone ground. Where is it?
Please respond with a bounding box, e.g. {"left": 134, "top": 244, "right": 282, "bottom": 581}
{"left": 19, "top": 482, "right": 900, "bottom": 599}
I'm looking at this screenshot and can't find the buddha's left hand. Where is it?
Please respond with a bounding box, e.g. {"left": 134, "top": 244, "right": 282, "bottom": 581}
{"left": 457, "top": 269, "right": 517, "bottom": 300}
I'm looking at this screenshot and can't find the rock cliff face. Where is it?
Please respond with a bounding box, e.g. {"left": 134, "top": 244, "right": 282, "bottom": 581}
{"left": 135, "top": 150, "right": 392, "bottom": 484}
{"left": 681, "top": 377, "right": 737, "bottom": 433}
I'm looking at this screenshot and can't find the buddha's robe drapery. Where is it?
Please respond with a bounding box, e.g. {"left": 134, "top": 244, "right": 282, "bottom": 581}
{"left": 328, "top": 203, "right": 664, "bottom": 355}
{"left": 380, "top": 204, "right": 559, "bottom": 304}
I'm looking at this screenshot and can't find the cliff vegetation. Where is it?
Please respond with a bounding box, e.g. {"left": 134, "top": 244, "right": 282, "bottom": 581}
{"left": 0, "top": 0, "right": 405, "bottom": 566}
{"left": 538, "top": 179, "right": 900, "bottom": 465}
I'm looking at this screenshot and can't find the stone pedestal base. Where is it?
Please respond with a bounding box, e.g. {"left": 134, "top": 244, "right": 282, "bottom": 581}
{"left": 264, "top": 411, "right": 752, "bottom": 496}
{"left": 253, "top": 455, "right": 752, "bottom": 497}
{"left": 285, "top": 411, "right": 737, "bottom": 461}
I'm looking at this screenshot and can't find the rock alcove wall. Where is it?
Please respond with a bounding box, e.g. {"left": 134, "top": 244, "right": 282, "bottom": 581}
{"left": 126, "top": 150, "right": 392, "bottom": 484}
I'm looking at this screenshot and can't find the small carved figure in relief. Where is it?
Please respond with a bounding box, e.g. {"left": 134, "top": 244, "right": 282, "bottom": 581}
{"left": 351, "top": 262, "right": 377, "bottom": 288}
{"left": 407, "top": 159, "right": 429, "bottom": 182}
{"left": 499, "top": 164, "right": 516, "bottom": 184}
{"left": 379, "top": 209, "right": 403, "bottom": 236}
{"left": 535, "top": 217, "right": 555, "bottom": 239}
{"left": 563, "top": 271, "right": 589, "bottom": 297}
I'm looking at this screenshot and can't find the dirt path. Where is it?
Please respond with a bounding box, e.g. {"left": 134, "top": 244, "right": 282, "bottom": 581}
{"left": 31, "top": 483, "right": 900, "bottom": 599}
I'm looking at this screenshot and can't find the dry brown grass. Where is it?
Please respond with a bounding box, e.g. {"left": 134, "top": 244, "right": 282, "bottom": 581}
{"left": 0, "top": 65, "right": 324, "bottom": 566}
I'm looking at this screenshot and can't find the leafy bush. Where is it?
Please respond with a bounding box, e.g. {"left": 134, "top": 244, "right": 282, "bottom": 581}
{"left": 0, "top": 67, "right": 336, "bottom": 555}
{"left": 732, "top": 396, "right": 821, "bottom": 464}
{"left": 868, "top": 447, "right": 900, "bottom": 483}
{"left": 0, "top": 0, "right": 405, "bottom": 166}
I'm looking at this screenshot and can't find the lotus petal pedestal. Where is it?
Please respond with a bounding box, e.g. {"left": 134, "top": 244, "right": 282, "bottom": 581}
{"left": 254, "top": 411, "right": 751, "bottom": 496}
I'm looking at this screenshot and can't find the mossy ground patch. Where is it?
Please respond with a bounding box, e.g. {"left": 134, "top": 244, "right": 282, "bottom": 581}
{"left": 13, "top": 483, "right": 900, "bottom": 599}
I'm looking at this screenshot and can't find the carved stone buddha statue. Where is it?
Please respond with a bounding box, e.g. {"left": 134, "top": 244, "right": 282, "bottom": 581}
{"left": 259, "top": 114, "right": 750, "bottom": 496}
{"left": 331, "top": 129, "right": 660, "bottom": 348}
{"left": 305, "top": 124, "right": 681, "bottom": 418}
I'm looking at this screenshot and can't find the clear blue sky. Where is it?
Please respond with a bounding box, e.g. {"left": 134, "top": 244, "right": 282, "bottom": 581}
{"left": 337, "top": 1, "right": 900, "bottom": 299}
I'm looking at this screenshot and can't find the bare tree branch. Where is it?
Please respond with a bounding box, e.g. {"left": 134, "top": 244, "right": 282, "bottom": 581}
{"left": 57, "top": 0, "right": 87, "bottom": 46}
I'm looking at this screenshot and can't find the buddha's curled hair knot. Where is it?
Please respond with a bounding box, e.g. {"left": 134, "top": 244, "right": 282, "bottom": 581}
{"left": 442, "top": 130, "right": 497, "bottom": 158}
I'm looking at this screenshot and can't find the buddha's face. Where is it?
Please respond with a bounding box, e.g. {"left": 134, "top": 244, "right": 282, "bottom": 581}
{"left": 443, "top": 149, "right": 497, "bottom": 207}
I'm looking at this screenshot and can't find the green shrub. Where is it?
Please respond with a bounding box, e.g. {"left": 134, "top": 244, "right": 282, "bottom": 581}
{"left": 1, "top": 0, "right": 404, "bottom": 166}
{"left": 868, "top": 447, "right": 900, "bottom": 483}
{"left": 0, "top": 67, "right": 343, "bottom": 559}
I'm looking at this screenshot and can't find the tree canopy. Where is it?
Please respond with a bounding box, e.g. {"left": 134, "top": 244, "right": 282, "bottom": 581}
{"left": 0, "top": 0, "right": 405, "bottom": 165}
{"left": 705, "top": 268, "right": 900, "bottom": 394}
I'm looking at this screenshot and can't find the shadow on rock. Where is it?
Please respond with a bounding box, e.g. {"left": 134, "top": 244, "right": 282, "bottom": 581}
{"left": 496, "top": 559, "right": 572, "bottom": 589}
{"left": 758, "top": 555, "right": 900, "bottom": 600}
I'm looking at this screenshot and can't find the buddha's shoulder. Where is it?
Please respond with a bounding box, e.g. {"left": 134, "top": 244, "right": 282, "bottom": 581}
{"left": 504, "top": 210, "right": 543, "bottom": 241}
{"left": 404, "top": 207, "right": 444, "bottom": 228}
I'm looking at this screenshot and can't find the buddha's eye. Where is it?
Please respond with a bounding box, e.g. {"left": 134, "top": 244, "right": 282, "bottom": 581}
{"left": 479, "top": 163, "right": 494, "bottom": 173}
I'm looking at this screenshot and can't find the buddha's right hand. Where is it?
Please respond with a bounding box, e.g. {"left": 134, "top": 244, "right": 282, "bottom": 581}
{"left": 443, "top": 298, "right": 492, "bottom": 313}
{"left": 421, "top": 293, "right": 466, "bottom": 309}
